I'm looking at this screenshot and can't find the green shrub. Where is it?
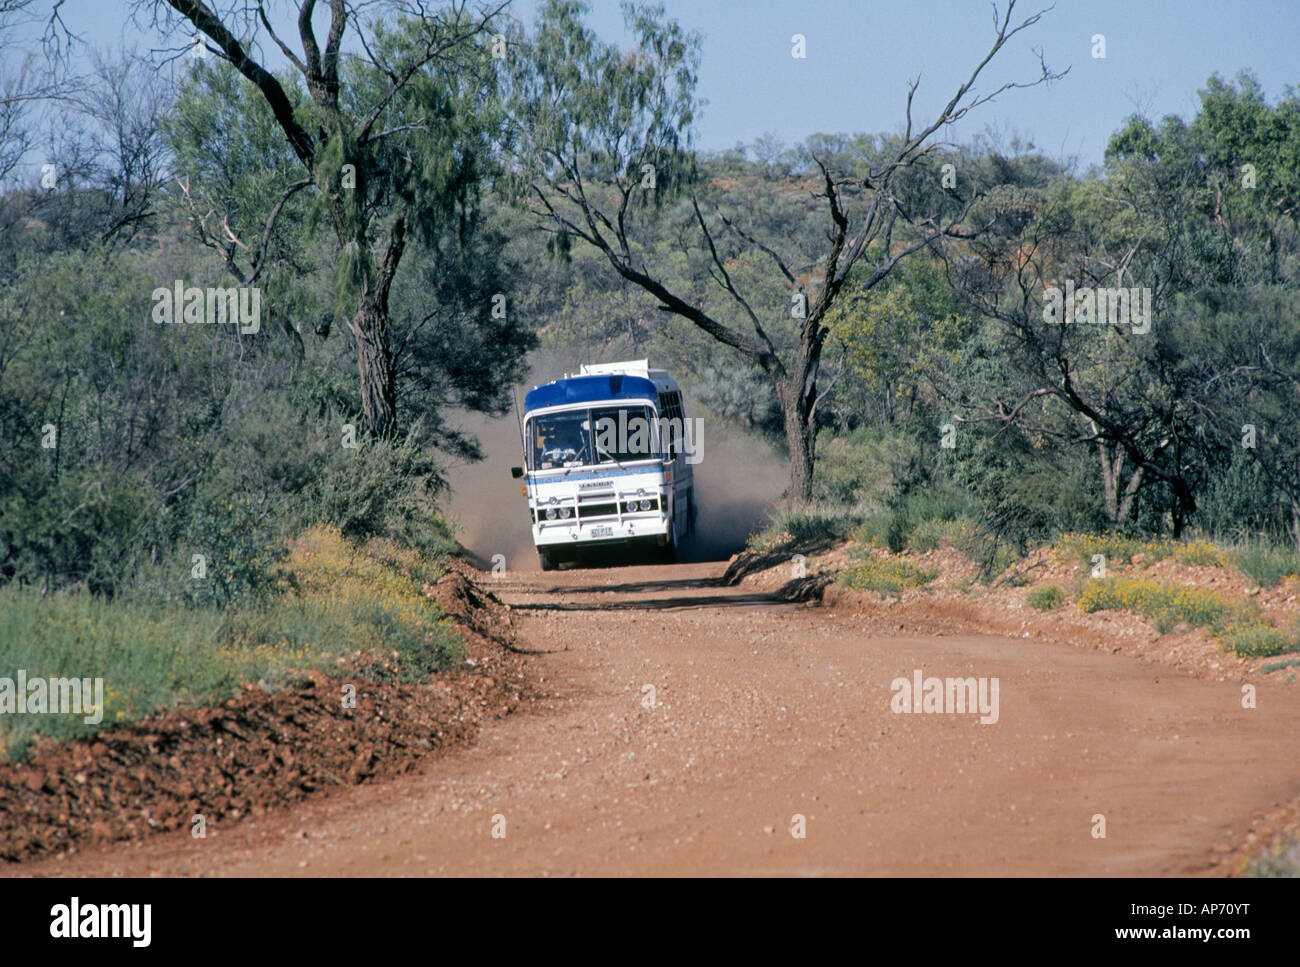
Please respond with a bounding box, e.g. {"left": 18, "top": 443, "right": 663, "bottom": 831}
{"left": 179, "top": 492, "right": 293, "bottom": 608}
{"left": 938, "top": 519, "right": 1023, "bottom": 580}
{"left": 991, "top": 545, "right": 1023, "bottom": 577}
{"left": 952, "top": 422, "right": 1107, "bottom": 550}
{"left": 903, "top": 489, "right": 971, "bottom": 527}
{"left": 850, "top": 488, "right": 971, "bottom": 555}
{"left": 0, "top": 470, "right": 161, "bottom": 597}
{"left": 810, "top": 428, "right": 898, "bottom": 505}
{"left": 907, "top": 518, "right": 944, "bottom": 552}
{"left": 1026, "top": 585, "right": 1064, "bottom": 610}
{"left": 294, "top": 419, "right": 462, "bottom": 557}
{"left": 851, "top": 509, "right": 910, "bottom": 553}
{"left": 907, "top": 516, "right": 970, "bottom": 552}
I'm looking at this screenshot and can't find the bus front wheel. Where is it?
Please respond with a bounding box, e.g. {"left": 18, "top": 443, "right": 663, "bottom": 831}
{"left": 538, "top": 549, "right": 557, "bottom": 571}
{"left": 661, "top": 523, "right": 678, "bottom": 564}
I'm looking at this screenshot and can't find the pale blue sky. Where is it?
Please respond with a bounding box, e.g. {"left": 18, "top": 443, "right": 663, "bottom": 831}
{"left": 17, "top": 0, "right": 1300, "bottom": 172}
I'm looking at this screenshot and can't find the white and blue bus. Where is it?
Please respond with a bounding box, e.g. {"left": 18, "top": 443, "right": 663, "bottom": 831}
{"left": 511, "top": 360, "right": 696, "bottom": 570}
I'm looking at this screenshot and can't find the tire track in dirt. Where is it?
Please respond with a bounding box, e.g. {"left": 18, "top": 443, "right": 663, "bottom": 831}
{"left": 14, "top": 560, "right": 1300, "bottom": 876}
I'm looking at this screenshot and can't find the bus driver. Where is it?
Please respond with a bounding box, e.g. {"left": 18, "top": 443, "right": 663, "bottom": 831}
{"left": 541, "top": 420, "right": 585, "bottom": 468}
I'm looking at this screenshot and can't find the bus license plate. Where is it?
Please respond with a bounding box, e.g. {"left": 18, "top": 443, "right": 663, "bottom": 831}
{"left": 591, "top": 525, "right": 613, "bottom": 538}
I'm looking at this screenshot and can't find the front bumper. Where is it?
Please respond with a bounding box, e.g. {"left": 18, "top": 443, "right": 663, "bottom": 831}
{"left": 533, "top": 513, "right": 669, "bottom": 548}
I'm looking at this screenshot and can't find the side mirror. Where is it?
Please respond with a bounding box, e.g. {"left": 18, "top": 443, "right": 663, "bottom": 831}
{"left": 510, "top": 466, "right": 523, "bottom": 479}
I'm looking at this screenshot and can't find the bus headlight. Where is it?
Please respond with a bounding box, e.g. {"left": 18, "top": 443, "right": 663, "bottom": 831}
{"left": 546, "top": 507, "right": 557, "bottom": 520}
{"left": 559, "top": 506, "right": 571, "bottom": 519}
{"left": 624, "top": 501, "right": 636, "bottom": 513}
{"left": 639, "top": 498, "right": 652, "bottom": 511}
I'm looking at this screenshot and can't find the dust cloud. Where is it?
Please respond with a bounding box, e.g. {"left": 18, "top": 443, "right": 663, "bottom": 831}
{"left": 440, "top": 354, "right": 787, "bottom": 571}
{"left": 677, "top": 426, "right": 787, "bottom": 563}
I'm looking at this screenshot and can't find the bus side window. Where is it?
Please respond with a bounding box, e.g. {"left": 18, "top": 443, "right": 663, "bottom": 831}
{"left": 658, "top": 395, "right": 671, "bottom": 457}
{"left": 659, "top": 391, "right": 684, "bottom": 458}
{"left": 673, "top": 393, "right": 685, "bottom": 460}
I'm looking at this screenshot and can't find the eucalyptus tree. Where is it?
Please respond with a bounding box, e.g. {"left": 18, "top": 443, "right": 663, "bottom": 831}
{"left": 509, "top": 0, "right": 1063, "bottom": 502}
{"left": 940, "top": 73, "right": 1300, "bottom": 538}
{"left": 154, "top": 0, "right": 509, "bottom": 437}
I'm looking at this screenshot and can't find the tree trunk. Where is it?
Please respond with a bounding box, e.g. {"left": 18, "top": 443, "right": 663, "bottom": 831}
{"left": 783, "top": 392, "right": 815, "bottom": 504}
{"left": 776, "top": 344, "right": 819, "bottom": 504}
{"left": 346, "top": 218, "right": 405, "bottom": 440}
{"left": 1170, "top": 477, "right": 1196, "bottom": 538}
{"left": 1098, "top": 439, "right": 1120, "bottom": 527}
{"left": 352, "top": 294, "right": 396, "bottom": 439}
{"left": 1117, "top": 467, "right": 1143, "bottom": 523}
{"left": 1097, "top": 434, "right": 1144, "bottom": 529}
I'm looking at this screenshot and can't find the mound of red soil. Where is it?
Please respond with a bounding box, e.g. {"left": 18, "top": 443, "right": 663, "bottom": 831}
{"left": 0, "top": 561, "right": 535, "bottom": 863}
{"left": 428, "top": 566, "right": 518, "bottom": 644}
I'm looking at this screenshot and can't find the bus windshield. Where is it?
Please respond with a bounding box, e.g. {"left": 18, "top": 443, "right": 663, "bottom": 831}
{"left": 527, "top": 405, "right": 657, "bottom": 470}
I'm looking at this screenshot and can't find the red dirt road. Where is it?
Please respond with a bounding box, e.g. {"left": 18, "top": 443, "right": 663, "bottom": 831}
{"left": 16, "top": 560, "right": 1300, "bottom": 876}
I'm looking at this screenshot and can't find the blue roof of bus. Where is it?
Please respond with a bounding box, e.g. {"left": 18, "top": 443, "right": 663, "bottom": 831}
{"left": 524, "top": 373, "right": 659, "bottom": 413}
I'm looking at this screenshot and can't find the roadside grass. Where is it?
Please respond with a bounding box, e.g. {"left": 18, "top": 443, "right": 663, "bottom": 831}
{"left": 748, "top": 503, "right": 867, "bottom": 552}
{"left": 0, "top": 592, "right": 230, "bottom": 755}
{"left": 749, "top": 491, "right": 972, "bottom": 557}
{"left": 1233, "top": 539, "right": 1300, "bottom": 589}
{"left": 1076, "top": 576, "right": 1300, "bottom": 657}
{"left": 1055, "top": 532, "right": 1300, "bottom": 590}
{"left": 754, "top": 514, "right": 1296, "bottom": 657}
{"left": 0, "top": 526, "right": 462, "bottom": 759}
{"left": 841, "top": 557, "right": 939, "bottom": 596}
